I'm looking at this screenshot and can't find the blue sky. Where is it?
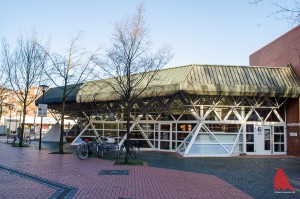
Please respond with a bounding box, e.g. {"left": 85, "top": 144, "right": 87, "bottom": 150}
{"left": 0, "top": 0, "right": 294, "bottom": 68}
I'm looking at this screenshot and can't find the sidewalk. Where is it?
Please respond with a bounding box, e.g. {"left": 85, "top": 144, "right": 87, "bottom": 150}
{"left": 1, "top": 141, "right": 299, "bottom": 198}
{"left": 0, "top": 142, "right": 252, "bottom": 199}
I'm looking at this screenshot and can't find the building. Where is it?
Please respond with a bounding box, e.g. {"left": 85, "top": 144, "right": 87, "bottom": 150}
{"left": 36, "top": 64, "right": 300, "bottom": 156}
{"left": 250, "top": 25, "right": 300, "bottom": 155}
{"left": 0, "top": 86, "right": 60, "bottom": 134}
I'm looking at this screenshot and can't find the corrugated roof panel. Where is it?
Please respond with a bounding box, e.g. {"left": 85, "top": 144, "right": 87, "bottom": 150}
{"left": 259, "top": 68, "right": 269, "bottom": 86}
{"left": 242, "top": 68, "right": 251, "bottom": 85}
{"left": 183, "top": 65, "right": 300, "bottom": 89}
{"left": 276, "top": 69, "right": 286, "bottom": 87}
{"left": 251, "top": 68, "right": 261, "bottom": 86}
{"left": 238, "top": 67, "right": 246, "bottom": 85}
{"left": 203, "top": 66, "right": 211, "bottom": 84}
{"left": 284, "top": 67, "right": 298, "bottom": 86}
{"left": 218, "top": 67, "right": 226, "bottom": 85}
{"left": 138, "top": 65, "right": 300, "bottom": 98}
{"left": 269, "top": 69, "right": 280, "bottom": 87}
{"left": 219, "top": 67, "right": 227, "bottom": 85}
{"left": 245, "top": 67, "right": 252, "bottom": 84}
{"left": 274, "top": 69, "right": 284, "bottom": 87}
{"left": 230, "top": 67, "right": 239, "bottom": 85}
{"left": 199, "top": 66, "right": 208, "bottom": 84}
{"left": 287, "top": 68, "right": 300, "bottom": 86}
{"left": 39, "top": 64, "right": 300, "bottom": 104}
{"left": 263, "top": 68, "right": 275, "bottom": 87}
{"left": 225, "top": 67, "right": 234, "bottom": 85}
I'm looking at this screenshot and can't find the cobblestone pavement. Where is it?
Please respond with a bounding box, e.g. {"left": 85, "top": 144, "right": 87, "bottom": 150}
{"left": 0, "top": 139, "right": 299, "bottom": 198}
{"left": 0, "top": 142, "right": 251, "bottom": 199}
{"left": 137, "top": 152, "right": 300, "bottom": 199}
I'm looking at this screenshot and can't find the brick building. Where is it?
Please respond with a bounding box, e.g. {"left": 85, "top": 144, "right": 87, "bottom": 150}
{"left": 250, "top": 25, "right": 300, "bottom": 155}
{"left": 0, "top": 86, "right": 58, "bottom": 134}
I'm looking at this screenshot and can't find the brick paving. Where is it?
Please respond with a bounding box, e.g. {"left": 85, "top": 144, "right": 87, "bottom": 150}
{"left": 0, "top": 142, "right": 252, "bottom": 199}
{"left": 1, "top": 139, "right": 300, "bottom": 198}
{"left": 137, "top": 151, "right": 300, "bottom": 199}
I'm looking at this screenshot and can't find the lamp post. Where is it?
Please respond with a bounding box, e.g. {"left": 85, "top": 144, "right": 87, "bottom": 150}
{"left": 33, "top": 110, "right": 37, "bottom": 140}
{"left": 8, "top": 104, "right": 14, "bottom": 133}
{"left": 15, "top": 110, "right": 18, "bottom": 131}
{"left": 39, "top": 85, "right": 49, "bottom": 150}
{"left": 18, "top": 110, "right": 22, "bottom": 128}
{"left": 7, "top": 104, "right": 14, "bottom": 143}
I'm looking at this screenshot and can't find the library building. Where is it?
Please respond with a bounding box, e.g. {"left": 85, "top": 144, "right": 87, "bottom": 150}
{"left": 38, "top": 63, "right": 300, "bottom": 157}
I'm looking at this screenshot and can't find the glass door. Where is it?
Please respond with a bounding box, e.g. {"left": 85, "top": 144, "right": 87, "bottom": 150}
{"left": 159, "top": 123, "right": 172, "bottom": 150}
{"left": 255, "top": 126, "right": 271, "bottom": 155}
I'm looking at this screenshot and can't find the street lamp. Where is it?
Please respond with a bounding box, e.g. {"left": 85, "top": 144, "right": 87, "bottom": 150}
{"left": 8, "top": 104, "right": 14, "bottom": 133}
{"left": 7, "top": 104, "right": 14, "bottom": 143}
{"left": 38, "top": 85, "right": 49, "bottom": 150}
{"left": 15, "top": 110, "right": 18, "bottom": 131}
{"left": 18, "top": 110, "right": 22, "bottom": 127}
{"left": 33, "top": 110, "right": 37, "bottom": 140}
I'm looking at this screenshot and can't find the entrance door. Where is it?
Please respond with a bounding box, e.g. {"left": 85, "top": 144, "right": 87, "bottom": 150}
{"left": 159, "top": 123, "right": 172, "bottom": 150}
{"left": 255, "top": 126, "right": 271, "bottom": 154}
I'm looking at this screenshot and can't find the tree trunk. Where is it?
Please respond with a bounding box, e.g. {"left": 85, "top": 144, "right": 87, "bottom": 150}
{"left": 19, "top": 106, "right": 26, "bottom": 147}
{"left": 59, "top": 98, "right": 66, "bottom": 153}
{"left": 124, "top": 101, "right": 131, "bottom": 164}
{"left": 0, "top": 105, "right": 3, "bottom": 122}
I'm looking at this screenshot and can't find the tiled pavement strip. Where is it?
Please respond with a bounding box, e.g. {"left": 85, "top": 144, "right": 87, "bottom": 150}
{"left": 0, "top": 139, "right": 299, "bottom": 199}
{"left": 0, "top": 141, "right": 251, "bottom": 199}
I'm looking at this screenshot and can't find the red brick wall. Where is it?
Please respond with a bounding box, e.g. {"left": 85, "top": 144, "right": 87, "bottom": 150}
{"left": 250, "top": 25, "right": 300, "bottom": 155}
{"left": 286, "top": 99, "right": 300, "bottom": 155}
{"left": 250, "top": 25, "right": 300, "bottom": 78}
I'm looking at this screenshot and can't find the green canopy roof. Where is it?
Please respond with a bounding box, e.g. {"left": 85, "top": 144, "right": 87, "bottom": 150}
{"left": 39, "top": 64, "right": 300, "bottom": 104}
{"left": 76, "top": 64, "right": 300, "bottom": 102}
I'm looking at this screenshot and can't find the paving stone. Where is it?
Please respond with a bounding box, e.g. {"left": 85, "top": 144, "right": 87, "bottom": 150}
{"left": 1, "top": 140, "right": 299, "bottom": 198}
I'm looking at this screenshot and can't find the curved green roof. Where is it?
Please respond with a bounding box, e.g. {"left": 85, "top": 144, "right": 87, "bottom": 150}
{"left": 38, "top": 64, "right": 300, "bottom": 104}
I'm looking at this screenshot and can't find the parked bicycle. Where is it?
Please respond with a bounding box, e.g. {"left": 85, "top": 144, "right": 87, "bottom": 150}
{"left": 12, "top": 132, "right": 31, "bottom": 146}
{"left": 76, "top": 136, "right": 140, "bottom": 160}
{"left": 100, "top": 136, "right": 119, "bottom": 155}
{"left": 118, "top": 140, "right": 140, "bottom": 159}
{"left": 76, "top": 137, "right": 103, "bottom": 160}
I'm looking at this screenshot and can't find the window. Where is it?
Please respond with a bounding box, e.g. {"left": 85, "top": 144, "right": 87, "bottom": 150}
{"left": 274, "top": 126, "right": 284, "bottom": 152}
{"left": 246, "top": 124, "right": 254, "bottom": 152}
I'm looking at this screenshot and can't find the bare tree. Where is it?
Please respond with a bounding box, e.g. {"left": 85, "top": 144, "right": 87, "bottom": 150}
{"left": 250, "top": 0, "right": 300, "bottom": 26}
{"left": 2, "top": 34, "right": 48, "bottom": 146}
{"left": 93, "top": 5, "right": 172, "bottom": 163}
{"left": 37, "top": 33, "right": 95, "bottom": 153}
{"left": 0, "top": 68, "right": 9, "bottom": 122}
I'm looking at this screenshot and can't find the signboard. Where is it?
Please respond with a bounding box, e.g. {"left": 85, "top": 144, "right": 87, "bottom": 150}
{"left": 257, "top": 126, "right": 262, "bottom": 135}
{"left": 289, "top": 132, "right": 298, "bottom": 137}
{"left": 38, "top": 104, "right": 47, "bottom": 117}
{"left": 287, "top": 123, "right": 300, "bottom": 126}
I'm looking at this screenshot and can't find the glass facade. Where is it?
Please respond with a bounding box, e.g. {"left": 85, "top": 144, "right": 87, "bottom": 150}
{"left": 71, "top": 94, "right": 286, "bottom": 156}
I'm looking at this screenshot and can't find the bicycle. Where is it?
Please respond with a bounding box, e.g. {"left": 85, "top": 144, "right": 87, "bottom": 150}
{"left": 76, "top": 137, "right": 103, "bottom": 160}
{"left": 12, "top": 132, "right": 31, "bottom": 146}
{"left": 118, "top": 140, "right": 140, "bottom": 159}
{"left": 99, "top": 136, "right": 119, "bottom": 156}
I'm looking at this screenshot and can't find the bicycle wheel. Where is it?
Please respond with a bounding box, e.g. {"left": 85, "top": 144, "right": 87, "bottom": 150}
{"left": 102, "top": 144, "right": 115, "bottom": 155}
{"left": 130, "top": 146, "right": 137, "bottom": 159}
{"left": 119, "top": 144, "right": 125, "bottom": 157}
{"left": 23, "top": 137, "right": 31, "bottom": 146}
{"left": 96, "top": 145, "right": 104, "bottom": 158}
{"left": 76, "top": 144, "right": 89, "bottom": 160}
{"left": 12, "top": 137, "right": 17, "bottom": 145}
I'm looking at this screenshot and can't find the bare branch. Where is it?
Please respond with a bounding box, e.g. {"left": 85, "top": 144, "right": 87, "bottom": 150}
{"left": 251, "top": 0, "right": 300, "bottom": 26}
{"left": 36, "top": 32, "right": 96, "bottom": 153}
{"left": 93, "top": 4, "right": 172, "bottom": 163}
{"left": 1, "top": 32, "right": 48, "bottom": 146}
